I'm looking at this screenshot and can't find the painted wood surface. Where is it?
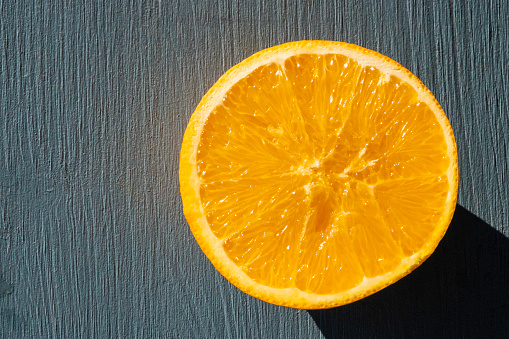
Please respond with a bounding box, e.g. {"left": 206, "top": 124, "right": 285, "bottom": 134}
{"left": 1, "top": 0, "right": 508, "bottom": 338}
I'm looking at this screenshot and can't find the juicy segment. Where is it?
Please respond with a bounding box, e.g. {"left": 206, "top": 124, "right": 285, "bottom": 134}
{"left": 196, "top": 54, "right": 450, "bottom": 295}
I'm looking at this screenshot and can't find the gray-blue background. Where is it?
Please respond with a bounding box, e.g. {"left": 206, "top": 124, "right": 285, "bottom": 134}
{"left": 1, "top": 1, "right": 508, "bottom": 338}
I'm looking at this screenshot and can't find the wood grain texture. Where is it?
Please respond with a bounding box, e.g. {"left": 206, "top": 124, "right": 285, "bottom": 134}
{"left": 0, "top": 0, "right": 508, "bottom": 338}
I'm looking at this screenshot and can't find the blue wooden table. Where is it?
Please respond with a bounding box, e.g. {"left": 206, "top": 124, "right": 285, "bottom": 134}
{"left": 1, "top": 1, "right": 508, "bottom": 338}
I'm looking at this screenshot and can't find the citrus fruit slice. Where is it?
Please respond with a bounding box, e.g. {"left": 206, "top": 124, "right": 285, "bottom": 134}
{"left": 179, "top": 41, "right": 458, "bottom": 309}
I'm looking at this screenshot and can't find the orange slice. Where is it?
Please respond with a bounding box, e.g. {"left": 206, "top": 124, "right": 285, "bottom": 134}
{"left": 179, "top": 41, "right": 458, "bottom": 309}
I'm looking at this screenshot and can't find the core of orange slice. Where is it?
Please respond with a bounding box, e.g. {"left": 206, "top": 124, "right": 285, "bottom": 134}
{"left": 179, "top": 41, "right": 458, "bottom": 309}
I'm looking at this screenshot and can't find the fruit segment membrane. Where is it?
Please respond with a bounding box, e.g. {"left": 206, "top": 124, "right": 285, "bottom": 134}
{"left": 196, "top": 53, "right": 450, "bottom": 294}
